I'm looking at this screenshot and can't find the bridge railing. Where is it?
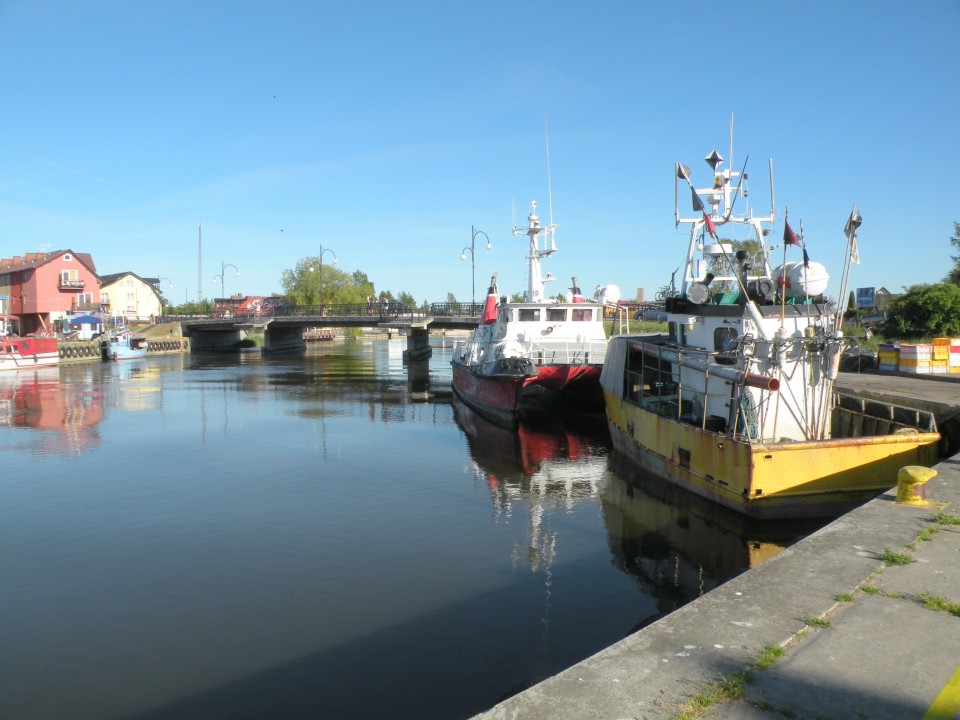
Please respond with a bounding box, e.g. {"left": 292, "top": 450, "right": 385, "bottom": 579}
{"left": 164, "top": 301, "right": 486, "bottom": 323}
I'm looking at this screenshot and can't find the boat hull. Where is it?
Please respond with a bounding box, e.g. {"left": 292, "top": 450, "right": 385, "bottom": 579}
{"left": 522, "top": 364, "right": 604, "bottom": 410}
{"left": 604, "top": 390, "right": 941, "bottom": 520}
{"left": 0, "top": 337, "right": 60, "bottom": 371}
{"left": 451, "top": 362, "right": 527, "bottom": 427}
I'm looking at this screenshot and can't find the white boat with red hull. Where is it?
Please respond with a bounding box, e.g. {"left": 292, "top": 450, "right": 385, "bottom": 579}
{"left": 451, "top": 201, "right": 617, "bottom": 427}
{"left": 0, "top": 336, "right": 60, "bottom": 371}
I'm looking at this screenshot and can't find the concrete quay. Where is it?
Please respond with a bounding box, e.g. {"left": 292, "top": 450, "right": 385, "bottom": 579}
{"left": 475, "top": 379, "right": 960, "bottom": 720}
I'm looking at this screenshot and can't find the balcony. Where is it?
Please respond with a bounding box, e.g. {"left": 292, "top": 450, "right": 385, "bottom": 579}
{"left": 59, "top": 278, "right": 86, "bottom": 290}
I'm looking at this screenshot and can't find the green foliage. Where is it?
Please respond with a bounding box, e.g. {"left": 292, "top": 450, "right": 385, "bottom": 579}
{"left": 510, "top": 292, "right": 525, "bottom": 303}
{"left": 167, "top": 299, "right": 215, "bottom": 314}
{"left": 752, "top": 644, "right": 786, "bottom": 670}
{"left": 879, "top": 548, "right": 914, "bottom": 566}
{"left": 281, "top": 256, "right": 370, "bottom": 306}
{"left": 945, "top": 221, "right": 960, "bottom": 286}
{"left": 881, "top": 283, "right": 960, "bottom": 338}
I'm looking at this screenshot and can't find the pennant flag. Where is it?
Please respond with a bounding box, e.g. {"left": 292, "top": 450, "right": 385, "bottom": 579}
{"left": 690, "top": 187, "right": 705, "bottom": 213}
{"left": 703, "top": 212, "right": 717, "bottom": 239}
{"left": 803, "top": 247, "right": 810, "bottom": 268}
{"left": 844, "top": 209, "right": 862, "bottom": 265}
{"left": 784, "top": 220, "right": 800, "bottom": 246}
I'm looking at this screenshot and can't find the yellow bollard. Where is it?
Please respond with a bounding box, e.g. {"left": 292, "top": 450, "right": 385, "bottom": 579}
{"left": 896, "top": 466, "right": 938, "bottom": 507}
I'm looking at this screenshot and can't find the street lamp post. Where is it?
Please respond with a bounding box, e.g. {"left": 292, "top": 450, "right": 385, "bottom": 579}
{"left": 155, "top": 274, "right": 173, "bottom": 318}
{"left": 308, "top": 245, "right": 338, "bottom": 307}
{"left": 460, "top": 226, "right": 492, "bottom": 309}
{"left": 212, "top": 261, "right": 239, "bottom": 314}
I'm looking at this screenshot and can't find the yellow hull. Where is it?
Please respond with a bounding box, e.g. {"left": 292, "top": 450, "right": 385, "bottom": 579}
{"left": 604, "top": 391, "right": 941, "bottom": 519}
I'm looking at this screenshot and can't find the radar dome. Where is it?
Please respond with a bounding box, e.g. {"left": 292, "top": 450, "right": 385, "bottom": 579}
{"left": 593, "top": 284, "right": 621, "bottom": 305}
{"left": 773, "top": 262, "right": 829, "bottom": 298}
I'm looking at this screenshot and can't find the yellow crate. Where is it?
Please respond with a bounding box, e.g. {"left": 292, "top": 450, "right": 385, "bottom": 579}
{"left": 899, "top": 358, "right": 929, "bottom": 368}
{"left": 933, "top": 347, "right": 949, "bottom": 359}
{"left": 933, "top": 337, "right": 951, "bottom": 346}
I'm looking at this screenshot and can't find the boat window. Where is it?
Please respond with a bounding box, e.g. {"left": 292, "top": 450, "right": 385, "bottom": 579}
{"left": 714, "top": 327, "right": 738, "bottom": 352}
{"left": 668, "top": 322, "right": 679, "bottom": 342}
{"left": 572, "top": 309, "right": 592, "bottom": 322}
{"left": 518, "top": 309, "right": 540, "bottom": 322}
{"left": 547, "top": 308, "right": 566, "bottom": 321}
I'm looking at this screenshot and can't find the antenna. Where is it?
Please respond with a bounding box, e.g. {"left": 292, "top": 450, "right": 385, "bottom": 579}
{"left": 545, "top": 116, "right": 554, "bottom": 231}
{"left": 728, "top": 112, "right": 734, "bottom": 181}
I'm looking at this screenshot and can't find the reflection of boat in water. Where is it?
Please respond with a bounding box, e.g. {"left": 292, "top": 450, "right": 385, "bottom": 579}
{"left": 453, "top": 394, "right": 610, "bottom": 570}
{"left": 0, "top": 367, "right": 103, "bottom": 453}
{"left": 454, "top": 392, "right": 610, "bottom": 481}
{"left": 601, "top": 130, "right": 940, "bottom": 519}
{"left": 601, "top": 454, "right": 825, "bottom": 617}
{"left": 0, "top": 336, "right": 59, "bottom": 370}
{"left": 451, "top": 201, "right": 615, "bottom": 427}
{"left": 101, "top": 332, "right": 148, "bottom": 360}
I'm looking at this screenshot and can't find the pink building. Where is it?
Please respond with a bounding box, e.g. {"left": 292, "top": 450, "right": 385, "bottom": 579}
{"left": 0, "top": 250, "right": 101, "bottom": 335}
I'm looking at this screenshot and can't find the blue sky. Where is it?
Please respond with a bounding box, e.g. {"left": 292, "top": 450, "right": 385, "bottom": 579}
{"left": 0, "top": 1, "right": 957, "bottom": 306}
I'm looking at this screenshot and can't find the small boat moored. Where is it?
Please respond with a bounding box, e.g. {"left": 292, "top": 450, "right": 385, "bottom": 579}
{"left": 600, "top": 132, "right": 940, "bottom": 519}
{"left": 0, "top": 336, "right": 60, "bottom": 371}
{"left": 102, "top": 332, "right": 149, "bottom": 361}
{"left": 451, "top": 201, "right": 617, "bottom": 427}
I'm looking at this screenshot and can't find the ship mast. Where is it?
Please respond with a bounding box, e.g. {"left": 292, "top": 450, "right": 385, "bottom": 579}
{"left": 513, "top": 200, "right": 556, "bottom": 302}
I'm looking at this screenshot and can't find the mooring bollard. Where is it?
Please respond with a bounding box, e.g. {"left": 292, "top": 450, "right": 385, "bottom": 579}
{"left": 895, "top": 465, "right": 939, "bottom": 506}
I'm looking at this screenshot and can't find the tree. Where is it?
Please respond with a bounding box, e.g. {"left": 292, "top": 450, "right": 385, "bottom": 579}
{"left": 945, "top": 221, "right": 960, "bottom": 287}
{"left": 882, "top": 283, "right": 960, "bottom": 338}
{"left": 281, "top": 256, "right": 368, "bottom": 306}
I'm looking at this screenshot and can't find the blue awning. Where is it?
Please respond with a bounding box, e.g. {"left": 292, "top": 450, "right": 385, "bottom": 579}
{"left": 70, "top": 315, "right": 102, "bottom": 325}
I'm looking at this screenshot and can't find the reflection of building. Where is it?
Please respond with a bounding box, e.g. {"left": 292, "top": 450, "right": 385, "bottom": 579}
{"left": 0, "top": 368, "right": 104, "bottom": 454}
{"left": 600, "top": 455, "right": 826, "bottom": 616}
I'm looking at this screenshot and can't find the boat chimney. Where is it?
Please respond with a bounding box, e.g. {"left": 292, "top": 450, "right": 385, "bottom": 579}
{"left": 482, "top": 273, "right": 499, "bottom": 325}
{"left": 570, "top": 277, "right": 584, "bottom": 303}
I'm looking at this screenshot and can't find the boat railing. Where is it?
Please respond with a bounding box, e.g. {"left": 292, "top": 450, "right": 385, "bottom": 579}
{"left": 525, "top": 339, "right": 607, "bottom": 365}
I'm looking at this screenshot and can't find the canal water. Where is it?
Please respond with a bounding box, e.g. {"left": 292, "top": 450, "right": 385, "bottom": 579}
{"left": 0, "top": 339, "right": 824, "bottom": 720}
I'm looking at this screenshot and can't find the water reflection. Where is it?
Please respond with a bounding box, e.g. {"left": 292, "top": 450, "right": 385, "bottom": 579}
{"left": 454, "top": 397, "right": 611, "bottom": 572}
{"left": 602, "top": 454, "right": 827, "bottom": 618}
{"left": 0, "top": 367, "right": 103, "bottom": 454}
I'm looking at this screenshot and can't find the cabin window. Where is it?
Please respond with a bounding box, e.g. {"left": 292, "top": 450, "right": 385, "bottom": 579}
{"left": 518, "top": 309, "right": 540, "bottom": 321}
{"left": 572, "top": 309, "right": 592, "bottom": 322}
{"left": 714, "top": 327, "right": 738, "bottom": 352}
{"left": 547, "top": 308, "right": 566, "bottom": 321}
{"left": 668, "top": 321, "right": 679, "bottom": 342}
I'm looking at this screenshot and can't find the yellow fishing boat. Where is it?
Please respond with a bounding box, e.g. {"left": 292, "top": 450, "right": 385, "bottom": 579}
{"left": 601, "top": 131, "right": 939, "bottom": 519}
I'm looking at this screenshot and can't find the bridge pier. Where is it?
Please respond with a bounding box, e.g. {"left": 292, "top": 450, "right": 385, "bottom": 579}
{"left": 184, "top": 327, "right": 246, "bottom": 351}
{"left": 263, "top": 323, "right": 307, "bottom": 354}
{"left": 403, "top": 326, "right": 432, "bottom": 362}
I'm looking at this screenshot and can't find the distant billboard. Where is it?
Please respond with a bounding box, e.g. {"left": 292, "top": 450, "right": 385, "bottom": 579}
{"left": 856, "top": 287, "right": 876, "bottom": 308}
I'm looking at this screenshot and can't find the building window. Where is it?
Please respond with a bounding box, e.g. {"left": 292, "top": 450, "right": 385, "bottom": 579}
{"left": 61, "top": 270, "right": 78, "bottom": 283}
{"left": 64, "top": 254, "right": 72, "bottom": 261}
{"left": 101, "top": 292, "right": 110, "bottom": 304}
{"left": 78, "top": 293, "right": 92, "bottom": 305}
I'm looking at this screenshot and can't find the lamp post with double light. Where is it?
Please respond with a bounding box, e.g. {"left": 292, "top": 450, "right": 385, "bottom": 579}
{"left": 460, "top": 226, "right": 492, "bottom": 310}
{"left": 212, "top": 262, "right": 239, "bottom": 316}
{"left": 308, "top": 246, "right": 338, "bottom": 307}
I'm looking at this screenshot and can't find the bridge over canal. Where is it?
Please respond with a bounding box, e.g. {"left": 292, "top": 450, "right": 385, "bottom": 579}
{"left": 174, "top": 302, "right": 485, "bottom": 359}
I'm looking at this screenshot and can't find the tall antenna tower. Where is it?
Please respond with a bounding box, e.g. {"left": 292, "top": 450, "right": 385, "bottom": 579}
{"left": 197, "top": 222, "right": 203, "bottom": 303}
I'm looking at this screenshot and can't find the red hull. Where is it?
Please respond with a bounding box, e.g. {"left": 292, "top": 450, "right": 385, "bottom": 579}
{"left": 522, "top": 364, "right": 604, "bottom": 408}
{"left": 451, "top": 363, "right": 526, "bottom": 427}
{"left": 451, "top": 362, "right": 604, "bottom": 426}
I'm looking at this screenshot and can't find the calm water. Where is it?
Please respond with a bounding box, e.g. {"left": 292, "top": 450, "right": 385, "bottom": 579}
{"left": 0, "top": 340, "right": 822, "bottom": 720}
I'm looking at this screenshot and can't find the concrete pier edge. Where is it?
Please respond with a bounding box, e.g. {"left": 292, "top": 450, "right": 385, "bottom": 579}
{"left": 475, "top": 453, "right": 960, "bottom": 720}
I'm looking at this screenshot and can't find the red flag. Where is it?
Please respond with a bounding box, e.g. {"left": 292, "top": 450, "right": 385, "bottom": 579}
{"left": 703, "top": 212, "right": 717, "bottom": 239}
{"left": 784, "top": 220, "right": 800, "bottom": 246}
